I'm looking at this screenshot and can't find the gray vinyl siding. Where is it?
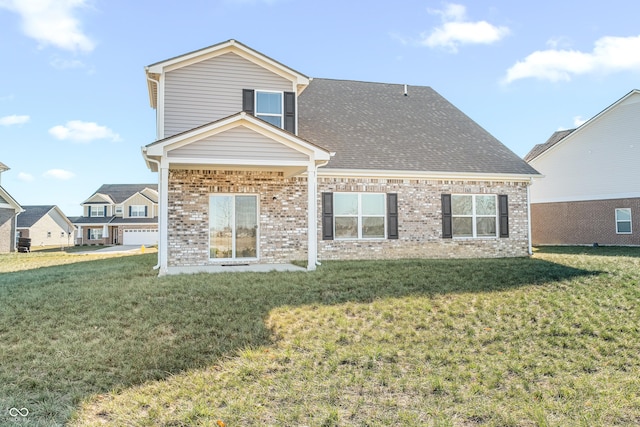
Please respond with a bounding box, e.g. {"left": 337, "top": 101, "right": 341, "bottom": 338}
{"left": 168, "top": 126, "right": 308, "bottom": 162}
{"left": 164, "top": 52, "right": 293, "bottom": 138}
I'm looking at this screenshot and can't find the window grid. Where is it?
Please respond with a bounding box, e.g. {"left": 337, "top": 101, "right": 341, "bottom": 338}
{"left": 452, "top": 194, "right": 498, "bottom": 238}
{"left": 615, "top": 208, "right": 632, "bottom": 234}
{"left": 334, "top": 193, "right": 386, "bottom": 240}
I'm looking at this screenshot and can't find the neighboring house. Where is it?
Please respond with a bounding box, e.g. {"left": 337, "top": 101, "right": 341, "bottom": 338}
{"left": 0, "top": 162, "right": 24, "bottom": 253}
{"left": 525, "top": 89, "right": 640, "bottom": 246}
{"left": 142, "top": 39, "right": 540, "bottom": 275}
{"left": 69, "top": 184, "right": 158, "bottom": 246}
{"left": 16, "top": 205, "right": 76, "bottom": 248}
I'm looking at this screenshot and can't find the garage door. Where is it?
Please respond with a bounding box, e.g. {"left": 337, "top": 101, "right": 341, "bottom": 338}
{"left": 123, "top": 229, "right": 158, "bottom": 246}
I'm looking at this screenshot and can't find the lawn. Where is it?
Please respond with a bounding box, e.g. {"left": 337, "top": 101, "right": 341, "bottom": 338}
{"left": 0, "top": 248, "right": 639, "bottom": 426}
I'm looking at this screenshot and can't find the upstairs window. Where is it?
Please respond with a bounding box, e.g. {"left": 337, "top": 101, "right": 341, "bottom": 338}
{"left": 89, "top": 205, "right": 105, "bottom": 217}
{"left": 243, "top": 89, "right": 296, "bottom": 133}
{"left": 615, "top": 208, "right": 632, "bottom": 234}
{"left": 130, "top": 205, "right": 147, "bottom": 217}
{"left": 256, "top": 91, "right": 282, "bottom": 127}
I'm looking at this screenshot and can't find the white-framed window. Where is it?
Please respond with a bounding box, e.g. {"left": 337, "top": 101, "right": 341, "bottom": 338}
{"left": 115, "top": 206, "right": 123, "bottom": 216}
{"left": 47, "top": 231, "right": 51, "bottom": 238}
{"left": 451, "top": 194, "right": 498, "bottom": 238}
{"left": 334, "top": 193, "right": 386, "bottom": 239}
{"left": 130, "top": 205, "right": 146, "bottom": 217}
{"left": 90, "top": 205, "right": 104, "bottom": 217}
{"left": 615, "top": 208, "right": 632, "bottom": 234}
{"left": 255, "top": 90, "right": 283, "bottom": 128}
{"left": 89, "top": 228, "right": 103, "bottom": 240}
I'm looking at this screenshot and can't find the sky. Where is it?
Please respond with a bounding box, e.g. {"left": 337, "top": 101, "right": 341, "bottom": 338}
{"left": 1, "top": 0, "right": 639, "bottom": 217}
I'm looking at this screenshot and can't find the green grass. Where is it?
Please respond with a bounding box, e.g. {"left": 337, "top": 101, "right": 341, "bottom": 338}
{"left": 0, "top": 247, "right": 639, "bottom": 426}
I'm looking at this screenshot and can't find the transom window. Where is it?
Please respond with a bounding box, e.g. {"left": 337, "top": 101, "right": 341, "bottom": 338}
{"left": 130, "top": 205, "right": 146, "bottom": 217}
{"left": 256, "top": 91, "right": 283, "bottom": 128}
{"left": 334, "top": 193, "right": 386, "bottom": 239}
{"left": 615, "top": 208, "right": 632, "bottom": 234}
{"left": 451, "top": 194, "right": 497, "bottom": 238}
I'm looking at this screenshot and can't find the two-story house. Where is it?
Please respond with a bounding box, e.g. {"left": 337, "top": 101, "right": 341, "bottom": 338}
{"left": 142, "top": 39, "right": 540, "bottom": 275}
{"left": 525, "top": 89, "right": 640, "bottom": 246}
{"left": 0, "top": 162, "right": 23, "bottom": 253}
{"left": 70, "top": 184, "right": 158, "bottom": 246}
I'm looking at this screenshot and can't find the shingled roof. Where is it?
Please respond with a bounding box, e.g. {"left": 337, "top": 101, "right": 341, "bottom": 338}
{"left": 298, "top": 79, "right": 539, "bottom": 176}
{"left": 17, "top": 206, "right": 62, "bottom": 228}
{"left": 89, "top": 184, "right": 158, "bottom": 204}
{"left": 524, "top": 129, "right": 575, "bottom": 162}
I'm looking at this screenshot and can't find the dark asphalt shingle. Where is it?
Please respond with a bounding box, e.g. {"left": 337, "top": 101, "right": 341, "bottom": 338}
{"left": 298, "top": 79, "right": 539, "bottom": 175}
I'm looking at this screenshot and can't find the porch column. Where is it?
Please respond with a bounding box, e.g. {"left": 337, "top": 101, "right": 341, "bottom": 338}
{"left": 159, "top": 164, "right": 169, "bottom": 275}
{"left": 307, "top": 163, "right": 317, "bottom": 271}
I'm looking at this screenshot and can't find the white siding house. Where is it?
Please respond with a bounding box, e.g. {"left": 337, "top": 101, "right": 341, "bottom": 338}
{"left": 525, "top": 89, "right": 640, "bottom": 245}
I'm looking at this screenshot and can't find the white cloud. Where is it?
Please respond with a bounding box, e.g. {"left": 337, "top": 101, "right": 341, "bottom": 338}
{"left": 49, "top": 120, "right": 121, "bottom": 143}
{"left": 50, "top": 57, "right": 86, "bottom": 69}
{"left": 17, "top": 172, "right": 35, "bottom": 182}
{"left": 421, "top": 3, "right": 510, "bottom": 52}
{"left": 43, "top": 169, "right": 75, "bottom": 180}
{"left": 573, "top": 116, "right": 587, "bottom": 127}
{"left": 0, "top": 0, "right": 94, "bottom": 52}
{"left": 504, "top": 35, "right": 640, "bottom": 84}
{"left": 0, "top": 114, "right": 30, "bottom": 126}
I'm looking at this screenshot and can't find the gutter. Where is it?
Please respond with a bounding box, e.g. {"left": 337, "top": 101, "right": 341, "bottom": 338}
{"left": 142, "top": 147, "right": 161, "bottom": 271}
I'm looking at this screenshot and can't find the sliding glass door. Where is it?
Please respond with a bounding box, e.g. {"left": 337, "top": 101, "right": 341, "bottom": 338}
{"left": 210, "top": 195, "right": 258, "bottom": 260}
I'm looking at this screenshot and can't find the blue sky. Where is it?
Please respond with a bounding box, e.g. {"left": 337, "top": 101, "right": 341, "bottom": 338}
{"left": 1, "top": 0, "right": 639, "bottom": 216}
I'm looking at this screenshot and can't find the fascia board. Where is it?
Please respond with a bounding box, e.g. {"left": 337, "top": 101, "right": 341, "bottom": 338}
{"left": 0, "top": 187, "right": 23, "bottom": 212}
{"left": 532, "top": 89, "right": 640, "bottom": 163}
{"left": 150, "top": 114, "right": 331, "bottom": 161}
{"left": 318, "top": 168, "right": 540, "bottom": 182}
{"left": 147, "top": 40, "right": 309, "bottom": 87}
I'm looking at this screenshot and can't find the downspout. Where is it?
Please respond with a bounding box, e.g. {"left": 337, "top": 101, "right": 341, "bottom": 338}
{"left": 143, "top": 150, "right": 162, "bottom": 270}
{"left": 527, "top": 178, "right": 533, "bottom": 256}
{"left": 314, "top": 159, "right": 331, "bottom": 267}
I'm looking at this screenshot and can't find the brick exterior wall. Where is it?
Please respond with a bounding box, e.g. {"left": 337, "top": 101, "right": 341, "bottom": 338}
{"left": 0, "top": 208, "right": 16, "bottom": 253}
{"left": 318, "top": 177, "right": 530, "bottom": 260}
{"left": 167, "top": 169, "right": 532, "bottom": 267}
{"left": 531, "top": 198, "right": 640, "bottom": 246}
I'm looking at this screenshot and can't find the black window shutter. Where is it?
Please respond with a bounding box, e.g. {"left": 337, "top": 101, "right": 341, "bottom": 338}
{"left": 321, "top": 192, "right": 334, "bottom": 240}
{"left": 442, "top": 194, "right": 452, "bottom": 239}
{"left": 104, "top": 206, "right": 107, "bottom": 217}
{"left": 242, "top": 89, "right": 255, "bottom": 115}
{"left": 87, "top": 228, "right": 91, "bottom": 240}
{"left": 129, "top": 206, "right": 132, "bottom": 217}
{"left": 387, "top": 193, "right": 399, "bottom": 239}
{"left": 499, "top": 195, "right": 509, "bottom": 238}
{"left": 284, "top": 91, "right": 295, "bottom": 133}
{"left": 145, "top": 206, "right": 148, "bottom": 217}
{"left": 87, "top": 206, "right": 91, "bottom": 217}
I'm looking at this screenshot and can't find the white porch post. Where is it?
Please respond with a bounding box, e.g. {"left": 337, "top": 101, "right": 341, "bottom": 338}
{"left": 77, "top": 225, "right": 82, "bottom": 244}
{"left": 307, "top": 163, "right": 318, "bottom": 271}
{"left": 159, "top": 164, "right": 169, "bottom": 274}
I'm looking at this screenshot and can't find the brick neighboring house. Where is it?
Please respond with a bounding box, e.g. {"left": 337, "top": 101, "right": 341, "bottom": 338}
{"left": 17, "top": 205, "right": 75, "bottom": 248}
{"left": 69, "top": 184, "right": 158, "bottom": 246}
{"left": 142, "top": 39, "right": 540, "bottom": 275}
{"left": 0, "top": 162, "right": 23, "bottom": 253}
{"left": 525, "top": 89, "right": 640, "bottom": 246}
